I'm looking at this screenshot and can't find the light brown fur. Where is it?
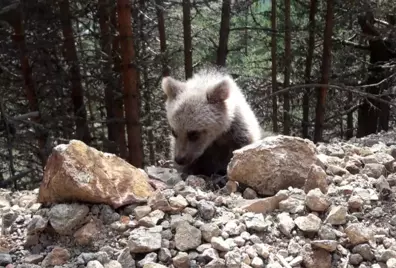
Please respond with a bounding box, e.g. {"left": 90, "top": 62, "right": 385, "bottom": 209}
{"left": 162, "top": 68, "right": 261, "bottom": 176}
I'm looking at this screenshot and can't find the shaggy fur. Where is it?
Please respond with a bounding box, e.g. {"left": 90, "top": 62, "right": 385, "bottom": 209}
{"left": 161, "top": 68, "right": 261, "bottom": 176}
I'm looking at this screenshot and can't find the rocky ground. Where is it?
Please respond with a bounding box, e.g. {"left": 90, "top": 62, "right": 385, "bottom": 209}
{"left": 0, "top": 130, "right": 396, "bottom": 268}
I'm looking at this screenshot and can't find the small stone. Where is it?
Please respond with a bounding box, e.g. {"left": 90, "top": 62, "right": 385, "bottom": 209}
{"left": 352, "top": 244, "right": 374, "bottom": 261}
{"left": 205, "top": 258, "right": 226, "bottom": 268}
{"left": 48, "top": 203, "right": 89, "bottom": 235}
{"left": 117, "top": 248, "right": 135, "bottom": 268}
{"left": 305, "top": 188, "right": 331, "bottom": 212}
{"left": 243, "top": 188, "right": 257, "bottom": 199}
{"left": 41, "top": 247, "right": 70, "bottom": 267}
{"left": 73, "top": 220, "right": 100, "bottom": 246}
{"left": 361, "top": 163, "right": 386, "bottom": 178}
{"left": 197, "top": 200, "right": 216, "bottom": 220}
{"left": 87, "top": 260, "right": 104, "bottom": 268}
{"left": 173, "top": 252, "right": 189, "bottom": 268}
{"left": 169, "top": 195, "right": 188, "bottom": 210}
{"left": 345, "top": 223, "right": 373, "bottom": 245}
{"left": 349, "top": 253, "right": 363, "bottom": 265}
{"left": 158, "top": 248, "right": 172, "bottom": 263}
{"left": 223, "top": 220, "right": 246, "bottom": 236}
{"left": 26, "top": 215, "right": 48, "bottom": 235}
{"left": 318, "top": 225, "right": 336, "bottom": 240}
{"left": 22, "top": 254, "right": 44, "bottom": 264}
{"left": 133, "top": 206, "right": 152, "bottom": 220}
{"left": 251, "top": 257, "right": 264, "bottom": 268}
{"left": 254, "top": 244, "right": 270, "bottom": 259}
{"left": 138, "top": 210, "right": 165, "bottom": 227}
{"left": 104, "top": 260, "right": 122, "bottom": 268}
{"left": 277, "top": 212, "right": 295, "bottom": 237}
{"left": 295, "top": 213, "right": 321, "bottom": 232}
{"left": 302, "top": 245, "right": 331, "bottom": 268}
{"left": 201, "top": 223, "right": 222, "bottom": 242}
{"left": 387, "top": 258, "right": 396, "bottom": 268}
{"left": 243, "top": 213, "right": 269, "bottom": 232}
{"left": 174, "top": 221, "right": 202, "bottom": 251}
{"left": 211, "top": 236, "right": 231, "bottom": 252}
{"left": 311, "top": 240, "right": 337, "bottom": 252}
{"left": 138, "top": 252, "right": 157, "bottom": 267}
{"left": 304, "top": 165, "right": 328, "bottom": 194}
{"left": 279, "top": 197, "right": 305, "bottom": 214}
{"left": 201, "top": 248, "right": 219, "bottom": 261}
{"left": 225, "top": 250, "right": 242, "bottom": 268}
{"left": 348, "top": 195, "right": 364, "bottom": 211}
{"left": 380, "top": 250, "right": 396, "bottom": 262}
{"left": 326, "top": 165, "right": 348, "bottom": 176}
{"left": 0, "top": 253, "right": 12, "bottom": 266}
{"left": 128, "top": 226, "right": 162, "bottom": 253}
{"left": 325, "top": 206, "right": 347, "bottom": 225}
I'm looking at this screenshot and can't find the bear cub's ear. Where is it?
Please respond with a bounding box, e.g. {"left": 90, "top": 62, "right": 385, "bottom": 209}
{"left": 207, "top": 79, "right": 230, "bottom": 104}
{"left": 162, "top": 77, "right": 186, "bottom": 100}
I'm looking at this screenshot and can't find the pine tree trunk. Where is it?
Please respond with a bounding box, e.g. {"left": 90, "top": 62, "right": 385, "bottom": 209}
{"left": 155, "top": 0, "right": 170, "bottom": 77}
{"left": 98, "top": 0, "right": 116, "bottom": 153}
{"left": 346, "top": 91, "right": 354, "bottom": 139}
{"left": 116, "top": 0, "right": 143, "bottom": 167}
{"left": 58, "top": 0, "right": 91, "bottom": 144}
{"left": 283, "top": 0, "right": 291, "bottom": 135}
{"left": 111, "top": 5, "right": 128, "bottom": 159}
{"left": 302, "top": 0, "right": 317, "bottom": 139}
{"left": 216, "top": 0, "right": 231, "bottom": 66}
{"left": 271, "top": 0, "right": 278, "bottom": 133}
{"left": 182, "top": 0, "right": 193, "bottom": 79}
{"left": 11, "top": 13, "right": 47, "bottom": 166}
{"left": 139, "top": 0, "right": 155, "bottom": 165}
{"left": 314, "top": 0, "right": 334, "bottom": 143}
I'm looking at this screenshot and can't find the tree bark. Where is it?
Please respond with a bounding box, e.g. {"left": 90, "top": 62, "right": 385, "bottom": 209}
{"left": 116, "top": 0, "right": 143, "bottom": 167}
{"left": 216, "top": 0, "right": 231, "bottom": 66}
{"left": 182, "top": 0, "right": 193, "bottom": 79}
{"left": 155, "top": 0, "right": 170, "bottom": 77}
{"left": 345, "top": 91, "right": 353, "bottom": 139}
{"left": 10, "top": 14, "right": 47, "bottom": 166}
{"left": 139, "top": 0, "right": 155, "bottom": 165}
{"left": 283, "top": 0, "right": 291, "bottom": 135}
{"left": 313, "top": 0, "right": 334, "bottom": 143}
{"left": 58, "top": 0, "right": 91, "bottom": 144}
{"left": 271, "top": 0, "right": 278, "bottom": 133}
{"left": 302, "top": 0, "right": 317, "bottom": 139}
{"left": 356, "top": 12, "right": 396, "bottom": 137}
{"left": 98, "top": 0, "right": 116, "bottom": 153}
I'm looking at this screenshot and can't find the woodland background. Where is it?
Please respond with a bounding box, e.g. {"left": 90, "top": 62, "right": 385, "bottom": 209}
{"left": 0, "top": 0, "right": 395, "bottom": 190}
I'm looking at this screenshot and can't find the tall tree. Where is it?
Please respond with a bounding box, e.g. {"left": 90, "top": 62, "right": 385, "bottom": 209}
{"left": 302, "top": 0, "right": 318, "bottom": 139}
{"left": 182, "top": 0, "right": 193, "bottom": 79}
{"left": 313, "top": 0, "right": 334, "bottom": 143}
{"left": 139, "top": 0, "right": 155, "bottom": 165}
{"left": 98, "top": 0, "right": 116, "bottom": 153}
{"left": 116, "top": 0, "right": 143, "bottom": 167}
{"left": 8, "top": 5, "right": 47, "bottom": 166}
{"left": 58, "top": 0, "right": 91, "bottom": 144}
{"left": 216, "top": 0, "right": 231, "bottom": 66}
{"left": 356, "top": 11, "right": 396, "bottom": 137}
{"left": 110, "top": 7, "right": 128, "bottom": 159}
{"left": 271, "top": 0, "right": 278, "bottom": 133}
{"left": 156, "top": 0, "right": 170, "bottom": 77}
{"left": 283, "top": 0, "right": 291, "bottom": 135}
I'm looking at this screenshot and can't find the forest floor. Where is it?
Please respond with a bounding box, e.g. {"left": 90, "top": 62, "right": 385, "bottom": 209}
{"left": 0, "top": 130, "right": 396, "bottom": 268}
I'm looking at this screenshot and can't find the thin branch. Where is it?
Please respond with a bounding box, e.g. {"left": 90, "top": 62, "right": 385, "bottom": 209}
{"left": 332, "top": 37, "right": 370, "bottom": 50}
{"left": 266, "top": 83, "right": 396, "bottom": 107}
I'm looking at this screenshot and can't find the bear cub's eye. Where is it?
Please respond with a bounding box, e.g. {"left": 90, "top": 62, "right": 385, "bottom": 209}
{"left": 187, "top": 130, "right": 200, "bottom": 141}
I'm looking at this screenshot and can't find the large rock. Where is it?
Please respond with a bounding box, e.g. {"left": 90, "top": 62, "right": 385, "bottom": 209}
{"left": 227, "top": 135, "right": 319, "bottom": 195}
{"left": 38, "top": 140, "right": 155, "bottom": 209}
